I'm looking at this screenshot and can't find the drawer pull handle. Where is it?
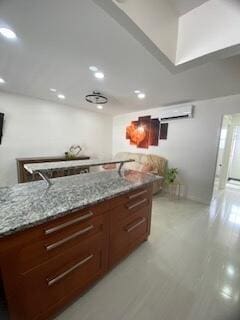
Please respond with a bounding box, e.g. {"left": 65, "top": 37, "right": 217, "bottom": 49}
{"left": 127, "top": 198, "right": 147, "bottom": 210}
{"left": 45, "top": 225, "right": 94, "bottom": 251}
{"left": 126, "top": 218, "right": 146, "bottom": 233}
{"left": 129, "top": 190, "right": 147, "bottom": 199}
{"left": 47, "top": 254, "right": 94, "bottom": 287}
{"left": 44, "top": 211, "right": 94, "bottom": 235}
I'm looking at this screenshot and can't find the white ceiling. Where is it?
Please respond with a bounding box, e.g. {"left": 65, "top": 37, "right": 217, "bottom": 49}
{"left": 0, "top": 0, "right": 240, "bottom": 116}
{"left": 169, "top": 0, "right": 209, "bottom": 16}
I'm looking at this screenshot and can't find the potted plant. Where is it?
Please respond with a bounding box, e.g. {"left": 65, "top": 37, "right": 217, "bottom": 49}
{"left": 165, "top": 168, "right": 178, "bottom": 185}
{"left": 165, "top": 168, "right": 179, "bottom": 199}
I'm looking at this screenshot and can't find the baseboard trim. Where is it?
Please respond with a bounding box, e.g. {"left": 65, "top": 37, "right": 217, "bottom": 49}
{"left": 228, "top": 177, "right": 240, "bottom": 182}
{"left": 186, "top": 195, "right": 210, "bottom": 205}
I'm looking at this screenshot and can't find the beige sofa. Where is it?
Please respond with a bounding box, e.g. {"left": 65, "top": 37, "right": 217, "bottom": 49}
{"left": 113, "top": 152, "right": 167, "bottom": 194}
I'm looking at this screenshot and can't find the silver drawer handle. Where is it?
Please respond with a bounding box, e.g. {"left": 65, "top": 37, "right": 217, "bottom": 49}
{"left": 127, "top": 198, "right": 147, "bottom": 210}
{"left": 47, "top": 254, "right": 94, "bottom": 287}
{"left": 45, "top": 225, "right": 94, "bottom": 251}
{"left": 129, "top": 190, "right": 147, "bottom": 199}
{"left": 44, "top": 211, "right": 94, "bottom": 235}
{"left": 126, "top": 218, "right": 146, "bottom": 233}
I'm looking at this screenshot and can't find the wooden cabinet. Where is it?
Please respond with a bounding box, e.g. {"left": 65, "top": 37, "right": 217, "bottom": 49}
{"left": 109, "top": 207, "right": 150, "bottom": 267}
{"left": 109, "top": 187, "right": 152, "bottom": 267}
{"left": 0, "top": 185, "right": 153, "bottom": 320}
{"left": 6, "top": 235, "right": 107, "bottom": 320}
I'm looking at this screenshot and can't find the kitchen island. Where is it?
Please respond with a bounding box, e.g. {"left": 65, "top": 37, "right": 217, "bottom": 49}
{"left": 0, "top": 170, "right": 159, "bottom": 320}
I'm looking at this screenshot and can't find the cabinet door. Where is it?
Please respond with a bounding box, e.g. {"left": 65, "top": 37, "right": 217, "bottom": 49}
{"left": 109, "top": 204, "right": 151, "bottom": 267}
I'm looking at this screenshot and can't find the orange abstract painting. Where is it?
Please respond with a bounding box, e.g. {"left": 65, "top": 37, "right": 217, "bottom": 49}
{"left": 126, "top": 116, "right": 161, "bottom": 148}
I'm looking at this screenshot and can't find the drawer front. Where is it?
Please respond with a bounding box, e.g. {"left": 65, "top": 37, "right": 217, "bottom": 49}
{"left": 17, "top": 214, "right": 106, "bottom": 273}
{"left": 1, "top": 202, "right": 109, "bottom": 275}
{"left": 42, "top": 200, "right": 109, "bottom": 237}
{"left": 2, "top": 200, "right": 110, "bottom": 249}
{"left": 109, "top": 206, "right": 150, "bottom": 267}
{"left": 109, "top": 186, "right": 152, "bottom": 209}
{"left": 8, "top": 234, "right": 106, "bottom": 320}
{"left": 110, "top": 195, "right": 151, "bottom": 227}
{"left": 1, "top": 214, "right": 109, "bottom": 298}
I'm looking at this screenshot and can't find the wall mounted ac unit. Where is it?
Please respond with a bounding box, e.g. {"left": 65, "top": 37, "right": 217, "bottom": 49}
{"left": 160, "top": 105, "right": 194, "bottom": 121}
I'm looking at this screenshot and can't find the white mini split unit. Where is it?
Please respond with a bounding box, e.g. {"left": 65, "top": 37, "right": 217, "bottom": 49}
{"left": 160, "top": 105, "right": 194, "bottom": 121}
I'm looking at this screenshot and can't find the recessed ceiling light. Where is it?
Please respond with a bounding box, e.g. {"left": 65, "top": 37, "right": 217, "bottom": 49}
{"left": 97, "top": 105, "right": 103, "bottom": 110}
{"left": 0, "top": 27, "right": 17, "bottom": 40}
{"left": 94, "top": 72, "right": 104, "bottom": 79}
{"left": 0, "top": 78, "right": 5, "bottom": 84}
{"left": 138, "top": 93, "right": 146, "bottom": 99}
{"left": 89, "top": 66, "right": 98, "bottom": 72}
{"left": 50, "top": 88, "right": 57, "bottom": 92}
{"left": 57, "top": 94, "right": 65, "bottom": 100}
{"left": 134, "top": 90, "right": 141, "bottom": 94}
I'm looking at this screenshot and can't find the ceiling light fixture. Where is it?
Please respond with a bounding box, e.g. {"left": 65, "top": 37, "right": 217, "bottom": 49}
{"left": 97, "top": 105, "right": 103, "bottom": 110}
{"left": 57, "top": 94, "right": 65, "bottom": 100}
{"left": 0, "top": 27, "right": 17, "bottom": 40}
{"left": 89, "top": 66, "right": 98, "bottom": 72}
{"left": 50, "top": 88, "right": 57, "bottom": 92}
{"left": 85, "top": 91, "right": 108, "bottom": 105}
{"left": 94, "top": 72, "right": 104, "bottom": 79}
{"left": 134, "top": 90, "right": 141, "bottom": 94}
{"left": 0, "top": 78, "right": 6, "bottom": 84}
{"left": 138, "top": 93, "right": 146, "bottom": 99}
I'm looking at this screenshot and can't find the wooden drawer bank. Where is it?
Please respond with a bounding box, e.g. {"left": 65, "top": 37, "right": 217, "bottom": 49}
{"left": 0, "top": 185, "right": 153, "bottom": 320}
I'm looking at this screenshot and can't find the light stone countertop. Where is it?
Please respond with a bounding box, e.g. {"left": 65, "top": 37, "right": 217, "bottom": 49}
{"left": 0, "top": 170, "right": 160, "bottom": 238}
{"left": 24, "top": 158, "right": 134, "bottom": 174}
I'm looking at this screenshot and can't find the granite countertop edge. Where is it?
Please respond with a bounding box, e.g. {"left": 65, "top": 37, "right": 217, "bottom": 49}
{"left": 0, "top": 171, "right": 159, "bottom": 238}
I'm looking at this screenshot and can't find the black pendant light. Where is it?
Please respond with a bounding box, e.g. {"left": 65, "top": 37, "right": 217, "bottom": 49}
{"left": 85, "top": 91, "right": 108, "bottom": 105}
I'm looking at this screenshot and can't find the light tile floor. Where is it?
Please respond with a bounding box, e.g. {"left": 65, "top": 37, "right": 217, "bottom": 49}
{"left": 56, "top": 190, "right": 240, "bottom": 320}
{"left": 1, "top": 190, "right": 240, "bottom": 320}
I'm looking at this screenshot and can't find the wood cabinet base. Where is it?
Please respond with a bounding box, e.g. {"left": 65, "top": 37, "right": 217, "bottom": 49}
{"left": 0, "top": 185, "right": 153, "bottom": 320}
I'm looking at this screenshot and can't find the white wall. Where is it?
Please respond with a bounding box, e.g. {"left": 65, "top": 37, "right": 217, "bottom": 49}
{"left": 113, "top": 94, "right": 240, "bottom": 204}
{"left": 113, "top": 0, "right": 178, "bottom": 63}
{"left": 0, "top": 92, "right": 112, "bottom": 187}
{"left": 176, "top": 0, "right": 240, "bottom": 64}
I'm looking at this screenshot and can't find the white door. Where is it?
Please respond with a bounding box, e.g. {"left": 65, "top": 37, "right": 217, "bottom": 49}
{"left": 213, "top": 116, "right": 234, "bottom": 195}
{"left": 228, "top": 126, "right": 240, "bottom": 181}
